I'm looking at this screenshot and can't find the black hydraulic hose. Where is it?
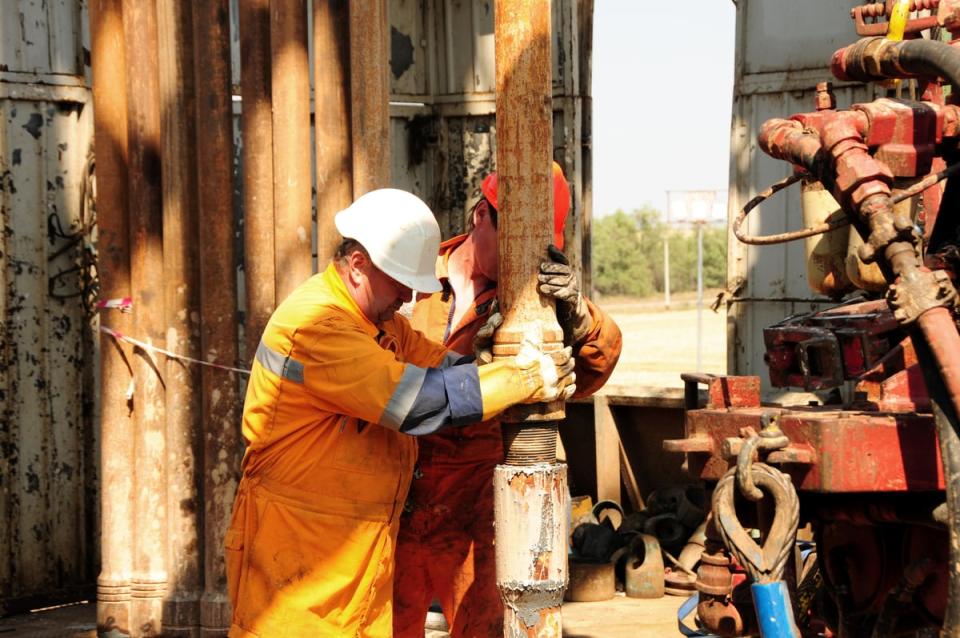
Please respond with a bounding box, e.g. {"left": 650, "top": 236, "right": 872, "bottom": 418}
{"left": 911, "top": 332, "right": 960, "bottom": 637}
{"left": 837, "top": 37, "right": 960, "bottom": 91}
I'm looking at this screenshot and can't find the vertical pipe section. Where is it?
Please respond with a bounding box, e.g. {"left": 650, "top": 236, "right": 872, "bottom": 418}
{"left": 271, "top": 0, "right": 313, "bottom": 301}
{"left": 349, "top": 0, "right": 390, "bottom": 195}
{"left": 239, "top": 0, "right": 276, "bottom": 361}
{"left": 192, "top": 1, "right": 241, "bottom": 633}
{"left": 314, "top": 0, "right": 353, "bottom": 263}
{"left": 90, "top": 1, "right": 133, "bottom": 634}
{"left": 577, "top": 0, "right": 594, "bottom": 295}
{"left": 157, "top": 1, "right": 202, "bottom": 634}
{"left": 122, "top": 0, "right": 168, "bottom": 632}
{"left": 493, "top": 1, "right": 568, "bottom": 636}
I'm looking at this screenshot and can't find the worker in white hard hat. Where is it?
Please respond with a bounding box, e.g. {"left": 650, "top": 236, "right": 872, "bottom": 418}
{"left": 223, "top": 188, "right": 576, "bottom": 638}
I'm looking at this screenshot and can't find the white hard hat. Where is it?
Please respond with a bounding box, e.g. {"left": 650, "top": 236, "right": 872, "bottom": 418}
{"left": 335, "top": 188, "right": 443, "bottom": 293}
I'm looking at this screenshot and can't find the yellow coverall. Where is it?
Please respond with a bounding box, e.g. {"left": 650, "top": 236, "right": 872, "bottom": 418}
{"left": 226, "top": 263, "right": 467, "bottom": 637}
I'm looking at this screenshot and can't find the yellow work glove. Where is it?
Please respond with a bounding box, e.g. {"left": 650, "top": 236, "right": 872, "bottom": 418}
{"left": 478, "top": 339, "right": 576, "bottom": 421}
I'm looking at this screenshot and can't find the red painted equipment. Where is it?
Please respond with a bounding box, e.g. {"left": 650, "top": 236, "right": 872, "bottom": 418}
{"left": 668, "top": 6, "right": 960, "bottom": 636}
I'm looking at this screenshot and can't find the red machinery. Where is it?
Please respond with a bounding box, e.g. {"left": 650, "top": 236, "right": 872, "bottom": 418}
{"left": 667, "top": 2, "right": 960, "bottom": 636}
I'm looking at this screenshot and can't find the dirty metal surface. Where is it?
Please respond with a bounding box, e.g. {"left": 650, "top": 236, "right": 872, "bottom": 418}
{"left": 0, "top": 68, "right": 96, "bottom": 613}
{"left": 271, "top": 0, "right": 313, "bottom": 301}
{"left": 673, "top": 406, "right": 944, "bottom": 492}
{"left": 0, "top": 0, "right": 84, "bottom": 75}
{"left": 313, "top": 0, "right": 352, "bottom": 266}
{"left": 193, "top": 0, "right": 242, "bottom": 630}
{"left": 89, "top": 0, "right": 131, "bottom": 632}
{"left": 239, "top": 0, "right": 276, "bottom": 365}
{"left": 728, "top": 1, "right": 881, "bottom": 395}
{"left": 157, "top": 0, "right": 203, "bottom": 631}
{"left": 350, "top": 0, "right": 391, "bottom": 195}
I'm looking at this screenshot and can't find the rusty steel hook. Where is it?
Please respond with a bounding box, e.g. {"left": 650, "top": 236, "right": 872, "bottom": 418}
{"left": 713, "top": 462, "right": 800, "bottom": 584}
{"left": 735, "top": 415, "right": 790, "bottom": 501}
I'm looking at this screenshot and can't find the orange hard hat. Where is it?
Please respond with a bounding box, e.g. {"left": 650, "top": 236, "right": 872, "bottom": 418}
{"left": 480, "top": 161, "right": 571, "bottom": 250}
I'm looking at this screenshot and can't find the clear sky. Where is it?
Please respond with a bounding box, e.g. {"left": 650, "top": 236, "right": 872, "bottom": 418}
{"left": 591, "top": 1, "right": 737, "bottom": 218}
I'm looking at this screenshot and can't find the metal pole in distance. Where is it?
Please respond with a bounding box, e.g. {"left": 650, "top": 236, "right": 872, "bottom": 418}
{"left": 664, "top": 235, "right": 671, "bottom": 309}
{"left": 157, "top": 0, "right": 203, "bottom": 632}
{"left": 494, "top": 1, "right": 568, "bottom": 635}
{"left": 90, "top": 1, "right": 133, "bottom": 633}
{"left": 696, "top": 221, "right": 704, "bottom": 372}
{"left": 192, "top": 0, "right": 242, "bottom": 633}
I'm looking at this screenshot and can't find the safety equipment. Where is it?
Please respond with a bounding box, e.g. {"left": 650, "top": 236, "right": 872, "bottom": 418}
{"left": 480, "top": 161, "right": 571, "bottom": 249}
{"left": 335, "top": 188, "right": 443, "bottom": 293}
{"left": 472, "top": 301, "right": 501, "bottom": 365}
{"left": 477, "top": 341, "right": 576, "bottom": 420}
{"left": 538, "top": 244, "right": 592, "bottom": 346}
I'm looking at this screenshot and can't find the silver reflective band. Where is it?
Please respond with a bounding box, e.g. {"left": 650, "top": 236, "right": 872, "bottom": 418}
{"left": 256, "top": 341, "right": 305, "bottom": 384}
{"left": 380, "top": 364, "right": 427, "bottom": 430}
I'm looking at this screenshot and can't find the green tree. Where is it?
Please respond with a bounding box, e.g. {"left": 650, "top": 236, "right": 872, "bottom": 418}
{"left": 592, "top": 210, "right": 652, "bottom": 296}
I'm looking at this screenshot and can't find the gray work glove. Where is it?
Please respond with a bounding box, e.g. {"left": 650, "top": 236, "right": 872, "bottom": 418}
{"left": 473, "top": 300, "right": 502, "bottom": 365}
{"left": 538, "top": 244, "right": 592, "bottom": 347}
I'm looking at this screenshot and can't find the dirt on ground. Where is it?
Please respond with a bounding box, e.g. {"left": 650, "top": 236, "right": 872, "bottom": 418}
{"left": 598, "top": 290, "right": 727, "bottom": 391}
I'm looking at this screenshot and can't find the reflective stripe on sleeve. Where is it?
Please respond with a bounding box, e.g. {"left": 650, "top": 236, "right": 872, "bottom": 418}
{"left": 380, "top": 364, "right": 428, "bottom": 430}
{"left": 255, "top": 341, "right": 305, "bottom": 384}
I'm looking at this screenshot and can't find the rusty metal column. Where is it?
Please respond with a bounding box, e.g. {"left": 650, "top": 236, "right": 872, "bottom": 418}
{"left": 494, "top": 0, "right": 569, "bottom": 638}
{"left": 157, "top": 0, "right": 202, "bottom": 634}
{"left": 493, "top": 1, "right": 568, "bottom": 636}
{"left": 349, "top": 0, "right": 390, "bottom": 194}
{"left": 122, "top": 0, "right": 168, "bottom": 633}
{"left": 271, "top": 0, "right": 313, "bottom": 300}
{"left": 314, "top": 0, "right": 353, "bottom": 263}
{"left": 192, "top": 1, "right": 241, "bottom": 634}
{"left": 91, "top": 1, "right": 133, "bottom": 635}
{"left": 239, "top": 0, "right": 276, "bottom": 361}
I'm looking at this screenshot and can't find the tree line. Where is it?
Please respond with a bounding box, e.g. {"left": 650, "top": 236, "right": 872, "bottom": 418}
{"left": 591, "top": 207, "right": 727, "bottom": 298}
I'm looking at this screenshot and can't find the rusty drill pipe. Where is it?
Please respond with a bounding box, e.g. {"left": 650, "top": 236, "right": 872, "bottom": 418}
{"left": 493, "top": 1, "right": 568, "bottom": 636}
{"left": 122, "top": 0, "right": 169, "bottom": 633}
{"left": 314, "top": 0, "right": 353, "bottom": 263}
{"left": 240, "top": 0, "right": 276, "bottom": 362}
{"left": 349, "top": 0, "right": 391, "bottom": 194}
{"left": 90, "top": 1, "right": 133, "bottom": 634}
{"left": 157, "top": 0, "right": 203, "bottom": 633}
{"left": 271, "top": 0, "right": 313, "bottom": 300}
{"left": 192, "top": 0, "right": 242, "bottom": 633}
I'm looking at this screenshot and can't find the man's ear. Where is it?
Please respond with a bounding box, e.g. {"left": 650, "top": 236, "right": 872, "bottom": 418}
{"left": 346, "top": 250, "right": 369, "bottom": 285}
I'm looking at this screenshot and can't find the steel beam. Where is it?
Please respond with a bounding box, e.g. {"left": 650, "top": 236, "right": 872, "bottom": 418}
{"left": 90, "top": 1, "right": 133, "bottom": 634}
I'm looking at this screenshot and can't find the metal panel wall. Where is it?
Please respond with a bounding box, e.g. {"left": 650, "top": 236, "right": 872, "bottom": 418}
{"left": 0, "top": 82, "right": 96, "bottom": 612}
{"left": 727, "top": 0, "right": 878, "bottom": 398}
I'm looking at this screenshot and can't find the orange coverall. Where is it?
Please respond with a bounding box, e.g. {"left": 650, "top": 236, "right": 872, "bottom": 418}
{"left": 226, "top": 264, "right": 475, "bottom": 637}
{"left": 393, "top": 234, "right": 623, "bottom": 637}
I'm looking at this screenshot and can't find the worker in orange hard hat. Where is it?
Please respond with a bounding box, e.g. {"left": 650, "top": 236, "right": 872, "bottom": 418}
{"left": 224, "top": 188, "right": 578, "bottom": 637}
{"left": 393, "top": 162, "right": 623, "bottom": 637}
